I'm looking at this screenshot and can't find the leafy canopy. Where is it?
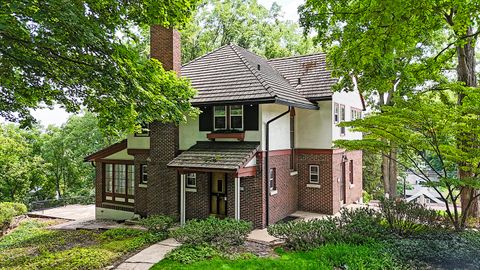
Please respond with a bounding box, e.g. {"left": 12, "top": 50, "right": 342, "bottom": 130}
{"left": 1, "top": 0, "right": 200, "bottom": 135}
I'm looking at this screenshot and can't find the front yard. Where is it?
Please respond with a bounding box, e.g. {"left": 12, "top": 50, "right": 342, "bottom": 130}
{"left": 0, "top": 218, "right": 163, "bottom": 269}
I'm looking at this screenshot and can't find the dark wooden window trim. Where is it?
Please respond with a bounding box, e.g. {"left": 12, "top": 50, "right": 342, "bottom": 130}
{"left": 103, "top": 163, "right": 135, "bottom": 205}
{"left": 213, "top": 105, "right": 244, "bottom": 131}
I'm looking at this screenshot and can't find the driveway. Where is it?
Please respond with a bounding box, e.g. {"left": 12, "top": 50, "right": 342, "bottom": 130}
{"left": 29, "top": 204, "right": 95, "bottom": 221}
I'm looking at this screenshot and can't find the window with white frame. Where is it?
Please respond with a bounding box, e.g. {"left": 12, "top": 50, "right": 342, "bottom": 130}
{"left": 334, "top": 103, "right": 340, "bottom": 123}
{"left": 214, "top": 106, "right": 227, "bottom": 130}
{"left": 186, "top": 173, "right": 196, "bottom": 188}
{"left": 269, "top": 168, "right": 276, "bottom": 190}
{"left": 351, "top": 108, "right": 362, "bottom": 120}
{"left": 230, "top": 105, "right": 243, "bottom": 130}
{"left": 105, "top": 164, "right": 113, "bottom": 193}
{"left": 140, "top": 164, "right": 148, "bottom": 184}
{"left": 340, "top": 104, "right": 346, "bottom": 136}
{"left": 309, "top": 165, "right": 320, "bottom": 183}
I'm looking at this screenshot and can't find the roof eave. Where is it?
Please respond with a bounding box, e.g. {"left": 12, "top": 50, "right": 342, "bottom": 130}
{"left": 191, "top": 97, "right": 276, "bottom": 107}
{"left": 275, "top": 98, "right": 319, "bottom": 110}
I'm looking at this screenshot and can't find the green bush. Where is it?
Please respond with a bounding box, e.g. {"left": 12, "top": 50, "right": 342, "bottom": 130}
{"left": 140, "top": 215, "right": 174, "bottom": 237}
{"left": 379, "top": 198, "right": 444, "bottom": 236}
{"left": 268, "top": 218, "right": 338, "bottom": 250}
{"left": 0, "top": 202, "right": 27, "bottom": 235}
{"left": 336, "top": 207, "right": 387, "bottom": 244}
{"left": 165, "top": 244, "right": 221, "bottom": 264}
{"left": 171, "top": 217, "right": 252, "bottom": 249}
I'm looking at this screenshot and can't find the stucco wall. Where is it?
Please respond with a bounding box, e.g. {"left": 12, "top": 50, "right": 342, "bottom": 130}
{"left": 260, "top": 104, "right": 291, "bottom": 151}
{"left": 295, "top": 100, "right": 333, "bottom": 149}
{"left": 127, "top": 134, "right": 150, "bottom": 149}
{"left": 104, "top": 149, "right": 134, "bottom": 160}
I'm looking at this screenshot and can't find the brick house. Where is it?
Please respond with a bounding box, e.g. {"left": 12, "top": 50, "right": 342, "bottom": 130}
{"left": 85, "top": 26, "right": 364, "bottom": 229}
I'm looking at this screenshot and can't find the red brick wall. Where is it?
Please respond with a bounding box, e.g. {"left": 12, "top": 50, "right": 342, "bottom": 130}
{"left": 95, "top": 161, "right": 103, "bottom": 207}
{"left": 332, "top": 150, "right": 363, "bottom": 213}
{"left": 133, "top": 153, "right": 149, "bottom": 216}
{"left": 150, "top": 25, "right": 181, "bottom": 75}
{"left": 297, "top": 152, "right": 334, "bottom": 214}
{"left": 185, "top": 172, "right": 210, "bottom": 220}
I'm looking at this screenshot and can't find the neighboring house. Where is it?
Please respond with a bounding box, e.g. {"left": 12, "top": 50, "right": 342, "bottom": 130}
{"left": 85, "top": 26, "right": 365, "bottom": 229}
{"left": 405, "top": 186, "right": 444, "bottom": 205}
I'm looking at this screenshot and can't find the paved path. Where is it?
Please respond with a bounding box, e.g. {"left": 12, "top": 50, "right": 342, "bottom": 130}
{"left": 115, "top": 238, "right": 181, "bottom": 270}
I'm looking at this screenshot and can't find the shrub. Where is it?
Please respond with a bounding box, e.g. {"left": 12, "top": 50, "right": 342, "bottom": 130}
{"left": 0, "top": 202, "right": 27, "bottom": 236}
{"left": 165, "top": 244, "right": 221, "bottom": 264}
{"left": 379, "top": 198, "right": 444, "bottom": 236}
{"left": 140, "top": 215, "right": 174, "bottom": 238}
{"left": 336, "top": 207, "right": 387, "bottom": 243}
{"left": 268, "top": 218, "right": 338, "bottom": 250}
{"left": 171, "top": 217, "right": 252, "bottom": 249}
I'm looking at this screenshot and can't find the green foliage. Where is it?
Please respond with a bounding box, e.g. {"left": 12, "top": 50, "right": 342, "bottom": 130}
{"left": 154, "top": 243, "right": 402, "bottom": 270}
{"left": 0, "top": 219, "right": 161, "bottom": 269}
{"left": 165, "top": 244, "right": 221, "bottom": 264}
{"left": 171, "top": 217, "right": 252, "bottom": 250}
{"left": 268, "top": 218, "right": 337, "bottom": 250}
{"left": 181, "top": 0, "right": 319, "bottom": 64}
{"left": 0, "top": 202, "right": 27, "bottom": 235}
{"left": 1, "top": 0, "right": 200, "bottom": 134}
{"left": 140, "top": 215, "right": 174, "bottom": 237}
{"left": 336, "top": 207, "right": 387, "bottom": 244}
{"left": 380, "top": 199, "right": 444, "bottom": 236}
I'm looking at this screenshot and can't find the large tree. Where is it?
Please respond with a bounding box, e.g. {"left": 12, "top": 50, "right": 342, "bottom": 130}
{"left": 181, "top": 0, "right": 318, "bottom": 64}
{"left": 299, "top": 1, "right": 480, "bottom": 210}
{"left": 1, "top": 0, "right": 200, "bottom": 135}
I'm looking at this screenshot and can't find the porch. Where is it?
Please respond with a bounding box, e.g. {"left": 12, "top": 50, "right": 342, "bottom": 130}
{"left": 168, "top": 141, "right": 260, "bottom": 226}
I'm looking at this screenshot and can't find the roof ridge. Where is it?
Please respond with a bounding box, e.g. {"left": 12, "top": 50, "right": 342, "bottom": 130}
{"left": 229, "top": 44, "right": 276, "bottom": 98}
{"left": 182, "top": 44, "right": 231, "bottom": 68}
{"left": 268, "top": 52, "right": 326, "bottom": 62}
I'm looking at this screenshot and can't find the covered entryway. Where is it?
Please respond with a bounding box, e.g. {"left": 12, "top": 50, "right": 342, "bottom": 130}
{"left": 168, "top": 141, "right": 259, "bottom": 225}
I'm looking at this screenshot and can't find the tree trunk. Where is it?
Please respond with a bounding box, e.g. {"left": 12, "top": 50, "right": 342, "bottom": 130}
{"left": 457, "top": 26, "right": 479, "bottom": 218}
{"left": 389, "top": 147, "right": 398, "bottom": 198}
{"left": 382, "top": 153, "right": 391, "bottom": 198}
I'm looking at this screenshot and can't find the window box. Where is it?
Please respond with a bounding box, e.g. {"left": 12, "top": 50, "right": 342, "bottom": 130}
{"left": 207, "top": 131, "right": 245, "bottom": 141}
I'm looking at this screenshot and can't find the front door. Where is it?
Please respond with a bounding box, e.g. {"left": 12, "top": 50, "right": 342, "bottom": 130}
{"left": 210, "top": 172, "right": 227, "bottom": 217}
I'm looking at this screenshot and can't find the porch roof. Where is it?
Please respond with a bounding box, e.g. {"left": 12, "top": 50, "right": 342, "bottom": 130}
{"left": 167, "top": 141, "right": 259, "bottom": 171}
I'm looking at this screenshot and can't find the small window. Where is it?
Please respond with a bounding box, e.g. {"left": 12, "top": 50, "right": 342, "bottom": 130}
{"left": 135, "top": 123, "right": 150, "bottom": 137}
{"left": 334, "top": 103, "right": 339, "bottom": 123}
{"left": 269, "top": 168, "right": 276, "bottom": 190}
{"left": 349, "top": 160, "right": 354, "bottom": 184}
{"left": 186, "top": 173, "right": 196, "bottom": 188}
{"left": 340, "top": 104, "right": 346, "bottom": 136}
{"left": 351, "top": 108, "right": 362, "bottom": 120}
{"left": 214, "top": 106, "right": 227, "bottom": 130}
{"left": 309, "top": 165, "right": 320, "bottom": 183}
{"left": 230, "top": 105, "right": 243, "bottom": 130}
{"left": 114, "top": 164, "right": 126, "bottom": 194}
{"left": 140, "top": 164, "right": 148, "bottom": 184}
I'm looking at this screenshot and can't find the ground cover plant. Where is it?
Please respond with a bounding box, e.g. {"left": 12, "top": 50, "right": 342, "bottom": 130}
{"left": 0, "top": 202, "right": 27, "bottom": 236}
{"left": 0, "top": 218, "right": 166, "bottom": 270}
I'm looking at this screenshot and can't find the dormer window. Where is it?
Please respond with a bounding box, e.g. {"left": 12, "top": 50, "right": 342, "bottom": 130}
{"left": 213, "top": 105, "right": 243, "bottom": 131}
{"left": 214, "top": 106, "right": 227, "bottom": 130}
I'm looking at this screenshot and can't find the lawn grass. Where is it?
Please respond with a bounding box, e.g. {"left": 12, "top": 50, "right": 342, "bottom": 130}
{"left": 152, "top": 243, "right": 403, "bottom": 270}
{"left": 0, "top": 218, "right": 162, "bottom": 270}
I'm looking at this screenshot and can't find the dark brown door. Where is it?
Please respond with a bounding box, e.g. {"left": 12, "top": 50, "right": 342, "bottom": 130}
{"left": 340, "top": 162, "right": 346, "bottom": 204}
{"left": 210, "top": 172, "right": 227, "bottom": 217}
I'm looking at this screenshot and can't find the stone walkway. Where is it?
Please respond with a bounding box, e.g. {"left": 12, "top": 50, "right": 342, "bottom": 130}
{"left": 115, "top": 238, "right": 181, "bottom": 270}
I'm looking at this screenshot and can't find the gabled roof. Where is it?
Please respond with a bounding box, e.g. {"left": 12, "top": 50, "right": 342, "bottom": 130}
{"left": 167, "top": 141, "right": 259, "bottom": 171}
{"left": 84, "top": 139, "right": 127, "bottom": 161}
{"left": 268, "top": 53, "right": 337, "bottom": 100}
{"left": 181, "top": 44, "right": 318, "bottom": 110}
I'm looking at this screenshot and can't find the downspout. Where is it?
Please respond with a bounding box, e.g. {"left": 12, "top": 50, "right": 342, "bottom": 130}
{"left": 265, "top": 106, "right": 291, "bottom": 227}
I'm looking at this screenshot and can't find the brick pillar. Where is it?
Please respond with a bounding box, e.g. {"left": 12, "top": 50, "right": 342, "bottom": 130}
{"left": 146, "top": 25, "right": 182, "bottom": 219}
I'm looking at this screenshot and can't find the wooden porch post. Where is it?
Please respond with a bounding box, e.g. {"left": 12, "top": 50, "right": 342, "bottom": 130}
{"left": 235, "top": 177, "right": 240, "bottom": 221}
{"left": 180, "top": 174, "right": 186, "bottom": 225}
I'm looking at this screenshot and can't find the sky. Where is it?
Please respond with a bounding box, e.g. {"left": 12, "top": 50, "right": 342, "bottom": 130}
{"left": 23, "top": 0, "right": 305, "bottom": 127}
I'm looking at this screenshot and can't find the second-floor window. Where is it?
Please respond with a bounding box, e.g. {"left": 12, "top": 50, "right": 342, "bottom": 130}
{"left": 340, "top": 104, "right": 346, "bottom": 136}
{"left": 351, "top": 108, "right": 362, "bottom": 120}
{"left": 214, "top": 105, "right": 243, "bottom": 130}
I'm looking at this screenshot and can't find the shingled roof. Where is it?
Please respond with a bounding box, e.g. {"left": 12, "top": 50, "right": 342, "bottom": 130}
{"left": 181, "top": 44, "right": 319, "bottom": 110}
{"left": 268, "top": 53, "right": 337, "bottom": 100}
{"left": 167, "top": 141, "right": 259, "bottom": 171}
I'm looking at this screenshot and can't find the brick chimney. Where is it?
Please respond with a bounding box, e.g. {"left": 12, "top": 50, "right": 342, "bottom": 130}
{"left": 150, "top": 25, "right": 181, "bottom": 75}
{"left": 145, "top": 25, "right": 181, "bottom": 219}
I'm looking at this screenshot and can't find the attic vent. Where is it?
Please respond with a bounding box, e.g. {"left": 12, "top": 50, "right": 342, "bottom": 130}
{"left": 297, "top": 78, "right": 301, "bottom": 85}
{"left": 257, "top": 64, "right": 261, "bottom": 70}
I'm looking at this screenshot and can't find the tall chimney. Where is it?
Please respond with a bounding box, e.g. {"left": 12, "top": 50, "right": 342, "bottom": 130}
{"left": 146, "top": 25, "right": 181, "bottom": 219}
{"left": 150, "top": 25, "right": 181, "bottom": 75}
